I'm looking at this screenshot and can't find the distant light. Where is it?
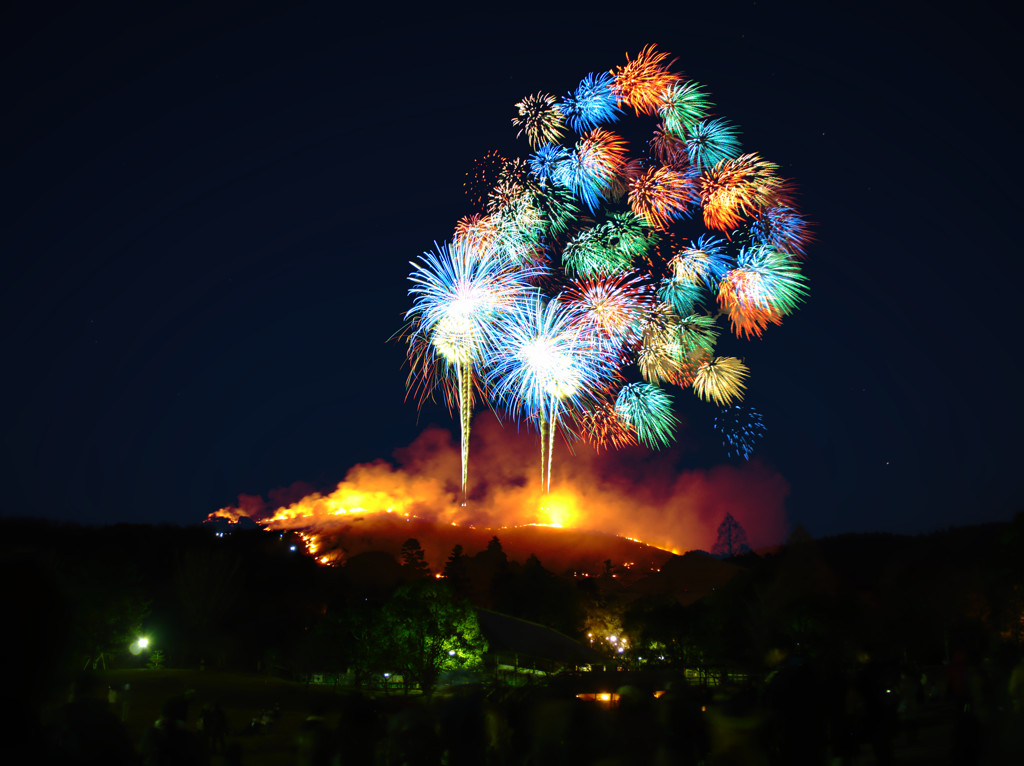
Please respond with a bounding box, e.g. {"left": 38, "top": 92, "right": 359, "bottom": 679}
{"left": 289, "top": 545, "right": 296, "bottom": 551}
{"left": 617, "top": 647, "right": 624, "bottom": 653}
{"left": 609, "top": 636, "right": 617, "bottom": 643}
{"left": 448, "top": 650, "right": 456, "bottom": 656}
{"left": 383, "top": 673, "right": 390, "bottom": 678}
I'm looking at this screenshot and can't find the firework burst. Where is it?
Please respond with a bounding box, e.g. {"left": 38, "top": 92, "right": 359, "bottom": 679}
{"left": 563, "top": 272, "right": 654, "bottom": 360}
{"left": 628, "top": 165, "right": 700, "bottom": 230}
{"left": 614, "top": 382, "right": 679, "bottom": 449}
{"left": 649, "top": 126, "right": 690, "bottom": 169}
{"left": 529, "top": 144, "right": 571, "bottom": 185}
{"left": 555, "top": 128, "right": 629, "bottom": 213}
{"left": 512, "top": 92, "right": 566, "bottom": 149}
{"left": 751, "top": 203, "right": 813, "bottom": 257}
{"left": 561, "top": 72, "right": 623, "bottom": 133}
{"left": 575, "top": 400, "right": 638, "bottom": 452}
{"left": 487, "top": 292, "right": 616, "bottom": 491}
{"left": 717, "top": 245, "right": 808, "bottom": 339}
{"left": 669, "top": 235, "right": 732, "bottom": 291}
{"left": 686, "top": 118, "right": 743, "bottom": 170}
{"left": 657, "top": 277, "right": 705, "bottom": 317}
{"left": 700, "top": 153, "right": 785, "bottom": 232}
{"left": 406, "top": 241, "right": 544, "bottom": 498}
{"left": 692, "top": 357, "right": 749, "bottom": 406}
{"left": 611, "top": 44, "right": 681, "bottom": 116}
{"left": 658, "top": 80, "right": 713, "bottom": 138}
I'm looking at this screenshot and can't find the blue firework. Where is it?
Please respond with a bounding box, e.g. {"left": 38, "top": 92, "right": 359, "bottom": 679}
{"left": 670, "top": 234, "right": 732, "bottom": 293}
{"left": 560, "top": 72, "right": 623, "bottom": 133}
{"left": 552, "top": 148, "right": 611, "bottom": 214}
{"left": 485, "top": 292, "right": 612, "bottom": 422}
{"left": 714, "top": 404, "right": 766, "bottom": 459}
{"left": 751, "top": 203, "right": 812, "bottom": 256}
{"left": 529, "top": 144, "right": 571, "bottom": 185}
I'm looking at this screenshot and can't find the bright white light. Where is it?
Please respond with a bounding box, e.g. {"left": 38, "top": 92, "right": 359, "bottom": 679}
{"left": 448, "top": 650, "right": 456, "bottom": 656}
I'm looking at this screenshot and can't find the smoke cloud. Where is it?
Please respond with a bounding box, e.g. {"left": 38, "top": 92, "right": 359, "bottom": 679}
{"left": 215, "top": 412, "right": 789, "bottom": 554}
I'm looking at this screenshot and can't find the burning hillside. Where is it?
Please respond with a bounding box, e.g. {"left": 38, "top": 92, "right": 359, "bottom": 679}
{"left": 207, "top": 414, "right": 789, "bottom": 569}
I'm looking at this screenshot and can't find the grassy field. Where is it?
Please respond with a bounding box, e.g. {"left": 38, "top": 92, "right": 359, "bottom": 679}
{"left": 96, "top": 668, "right": 374, "bottom": 766}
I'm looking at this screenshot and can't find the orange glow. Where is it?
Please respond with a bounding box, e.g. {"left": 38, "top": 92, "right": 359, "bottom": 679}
{"left": 205, "top": 416, "right": 789, "bottom": 565}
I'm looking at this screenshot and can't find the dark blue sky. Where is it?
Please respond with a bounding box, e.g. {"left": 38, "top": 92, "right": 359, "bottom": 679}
{"left": 2, "top": 1, "right": 1021, "bottom": 538}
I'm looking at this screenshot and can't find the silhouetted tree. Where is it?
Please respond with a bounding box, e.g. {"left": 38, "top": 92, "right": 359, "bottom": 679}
{"left": 442, "top": 544, "right": 470, "bottom": 597}
{"left": 711, "top": 513, "right": 750, "bottom": 558}
{"left": 400, "top": 538, "right": 431, "bottom": 579}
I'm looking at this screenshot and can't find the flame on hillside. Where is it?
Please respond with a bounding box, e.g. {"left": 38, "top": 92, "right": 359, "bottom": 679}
{"left": 207, "top": 414, "right": 789, "bottom": 561}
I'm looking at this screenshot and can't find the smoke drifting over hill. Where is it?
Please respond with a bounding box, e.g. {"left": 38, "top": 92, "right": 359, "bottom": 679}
{"left": 214, "top": 413, "right": 789, "bottom": 556}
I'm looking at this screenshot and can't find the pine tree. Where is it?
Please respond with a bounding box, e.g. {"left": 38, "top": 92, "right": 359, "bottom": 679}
{"left": 442, "top": 544, "right": 469, "bottom": 596}
{"left": 711, "top": 513, "right": 750, "bottom": 558}
{"left": 400, "top": 538, "right": 431, "bottom": 579}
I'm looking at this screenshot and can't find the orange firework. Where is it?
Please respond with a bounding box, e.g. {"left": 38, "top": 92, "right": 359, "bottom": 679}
{"left": 717, "top": 269, "right": 785, "bottom": 339}
{"left": 611, "top": 44, "right": 682, "bottom": 116}
{"left": 700, "top": 153, "right": 784, "bottom": 232}
{"left": 453, "top": 214, "right": 499, "bottom": 255}
{"left": 628, "top": 166, "right": 698, "bottom": 230}
{"left": 579, "top": 127, "right": 630, "bottom": 177}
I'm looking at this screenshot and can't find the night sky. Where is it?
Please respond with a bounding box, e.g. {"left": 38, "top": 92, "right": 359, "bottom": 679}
{"left": 3, "top": 1, "right": 1021, "bottom": 540}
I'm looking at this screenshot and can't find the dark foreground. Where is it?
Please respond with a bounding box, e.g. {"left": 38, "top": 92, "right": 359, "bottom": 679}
{"left": 32, "top": 668, "right": 1024, "bottom": 765}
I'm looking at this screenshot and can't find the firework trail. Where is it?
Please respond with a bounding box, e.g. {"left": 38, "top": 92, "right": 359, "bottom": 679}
{"left": 405, "top": 241, "right": 544, "bottom": 499}
{"left": 486, "top": 292, "right": 616, "bottom": 491}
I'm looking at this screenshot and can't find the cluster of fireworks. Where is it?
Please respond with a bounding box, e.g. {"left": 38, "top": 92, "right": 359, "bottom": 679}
{"left": 402, "top": 45, "right": 811, "bottom": 500}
